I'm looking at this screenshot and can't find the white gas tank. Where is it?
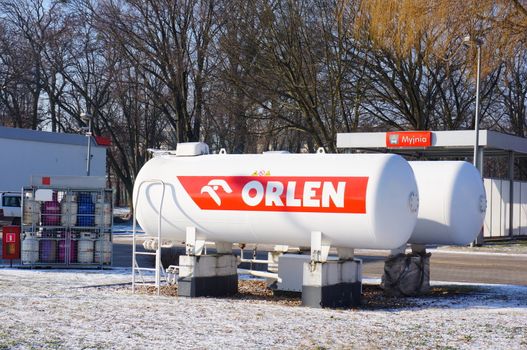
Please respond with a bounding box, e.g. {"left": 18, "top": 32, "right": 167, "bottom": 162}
{"left": 408, "top": 161, "right": 486, "bottom": 245}
{"left": 133, "top": 145, "right": 419, "bottom": 249}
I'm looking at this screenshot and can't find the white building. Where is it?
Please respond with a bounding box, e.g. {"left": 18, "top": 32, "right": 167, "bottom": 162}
{"left": 0, "top": 126, "right": 108, "bottom": 191}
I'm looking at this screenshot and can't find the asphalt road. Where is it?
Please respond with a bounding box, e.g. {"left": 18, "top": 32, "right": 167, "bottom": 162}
{"left": 112, "top": 238, "right": 527, "bottom": 286}
{"left": 359, "top": 250, "right": 527, "bottom": 286}
{"left": 2, "top": 234, "right": 525, "bottom": 286}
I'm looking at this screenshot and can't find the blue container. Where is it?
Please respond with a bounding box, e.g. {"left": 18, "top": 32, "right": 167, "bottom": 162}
{"left": 76, "top": 193, "right": 95, "bottom": 227}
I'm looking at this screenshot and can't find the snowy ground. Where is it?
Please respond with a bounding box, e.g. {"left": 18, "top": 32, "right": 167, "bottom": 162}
{"left": 0, "top": 268, "right": 526, "bottom": 349}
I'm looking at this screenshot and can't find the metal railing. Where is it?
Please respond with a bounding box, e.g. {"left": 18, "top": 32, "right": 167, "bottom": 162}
{"left": 132, "top": 180, "right": 166, "bottom": 295}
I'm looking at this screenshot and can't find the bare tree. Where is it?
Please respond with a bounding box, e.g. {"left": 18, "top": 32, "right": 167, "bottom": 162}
{"left": 94, "top": 0, "right": 220, "bottom": 145}
{"left": 0, "top": 0, "right": 54, "bottom": 129}
{"left": 219, "top": 0, "right": 366, "bottom": 152}
{"left": 497, "top": 49, "right": 527, "bottom": 137}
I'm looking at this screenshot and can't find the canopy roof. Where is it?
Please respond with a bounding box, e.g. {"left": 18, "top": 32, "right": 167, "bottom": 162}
{"left": 336, "top": 130, "right": 527, "bottom": 158}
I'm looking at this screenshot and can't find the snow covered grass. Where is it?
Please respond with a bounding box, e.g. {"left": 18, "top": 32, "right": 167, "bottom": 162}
{"left": 0, "top": 268, "right": 526, "bottom": 349}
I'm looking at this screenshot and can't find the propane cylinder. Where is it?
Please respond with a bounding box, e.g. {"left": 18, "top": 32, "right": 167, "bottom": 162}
{"left": 21, "top": 233, "right": 38, "bottom": 264}
{"left": 408, "top": 161, "right": 486, "bottom": 245}
{"left": 133, "top": 145, "right": 419, "bottom": 250}
{"left": 41, "top": 192, "right": 61, "bottom": 226}
{"left": 60, "top": 193, "right": 78, "bottom": 227}
{"left": 39, "top": 238, "right": 57, "bottom": 262}
{"left": 77, "top": 193, "right": 95, "bottom": 227}
{"left": 95, "top": 202, "right": 112, "bottom": 227}
{"left": 94, "top": 238, "right": 112, "bottom": 264}
{"left": 58, "top": 233, "right": 77, "bottom": 263}
{"left": 23, "top": 195, "right": 40, "bottom": 225}
{"left": 77, "top": 232, "right": 94, "bottom": 263}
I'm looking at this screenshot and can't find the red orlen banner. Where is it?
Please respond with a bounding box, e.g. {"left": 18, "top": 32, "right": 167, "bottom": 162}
{"left": 386, "top": 131, "right": 432, "bottom": 148}
{"left": 177, "top": 176, "right": 368, "bottom": 213}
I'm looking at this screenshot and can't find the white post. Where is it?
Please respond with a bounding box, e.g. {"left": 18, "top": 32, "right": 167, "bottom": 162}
{"left": 81, "top": 112, "right": 93, "bottom": 176}
{"left": 473, "top": 43, "right": 482, "bottom": 170}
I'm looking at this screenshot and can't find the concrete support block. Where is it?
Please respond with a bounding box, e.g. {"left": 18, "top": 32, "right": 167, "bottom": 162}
{"left": 178, "top": 274, "right": 238, "bottom": 298}
{"left": 301, "top": 259, "right": 362, "bottom": 308}
{"left": 275, "top": 254, "right": 310, "bottom": 292}
{"left": 178, "top": 254, "right": 238, "bottom": 297}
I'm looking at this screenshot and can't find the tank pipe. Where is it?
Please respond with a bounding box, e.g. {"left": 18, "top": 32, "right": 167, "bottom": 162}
{"left": 237, "top": 268, "right": 282, "bottom": 283}
{"left": 155, "top": 181, "right": 166, "bottom": 295}
{"left": 239, "top": 247, "right": 274, "bottom": 265}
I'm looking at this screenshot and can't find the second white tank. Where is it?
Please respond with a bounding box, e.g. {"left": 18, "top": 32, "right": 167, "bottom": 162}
{"left": 408, "top": 161, "right": 486, "bottom": 245}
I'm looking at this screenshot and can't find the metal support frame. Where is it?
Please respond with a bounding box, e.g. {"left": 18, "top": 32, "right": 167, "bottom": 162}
{"left": 185, "top": 226, "right": 205, "bottom": 256}
{"left": 239, "top": 246, "right": 274, "bottom": 265}
{"left": 132, "top": 180, "right": 166, "bottom": 295}
{"left": 310, "top": 231, "right": 330, "bottom": 263}
{"left": 303, "top": 231, "right": 362, "bottom": 308}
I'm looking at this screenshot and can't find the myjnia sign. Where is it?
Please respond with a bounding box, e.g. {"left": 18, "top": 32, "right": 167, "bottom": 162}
{"left": 385, "top": 131, "right": 432, "bottom": 148}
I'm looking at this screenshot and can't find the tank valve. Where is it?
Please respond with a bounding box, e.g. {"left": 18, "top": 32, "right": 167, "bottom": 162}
{"left": 409, "top": 192, "right": 419, "bottom": 213}
{"left": 479, "top": 195, "right": 487, "bottom": 213}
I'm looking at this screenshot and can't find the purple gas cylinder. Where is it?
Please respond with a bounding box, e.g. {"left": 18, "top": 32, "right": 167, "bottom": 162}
{"left": 39, "top": 231, "right": 57, "bottom": 263}
{"left": 58, "top": 233, "right": 77, "bottom": 263}
{"left": 41, "top": 192, "right": 61, "bottom": 226}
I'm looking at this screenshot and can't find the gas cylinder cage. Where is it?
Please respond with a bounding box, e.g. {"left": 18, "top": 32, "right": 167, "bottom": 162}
{"left": 20, "top": 187, "right": 113, "bottom": 268}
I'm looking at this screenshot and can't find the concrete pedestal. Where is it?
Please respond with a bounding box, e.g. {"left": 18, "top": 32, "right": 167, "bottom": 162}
{"left": 178, "top": 254, "right": 238, "bottom": 297}
{"left": 301, "top": 259, "right": 362, "bottom": 308}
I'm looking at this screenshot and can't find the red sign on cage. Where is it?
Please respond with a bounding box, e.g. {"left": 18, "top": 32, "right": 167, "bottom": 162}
{"left": 2, "top": 226, "right": 20, "bottom": 260}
